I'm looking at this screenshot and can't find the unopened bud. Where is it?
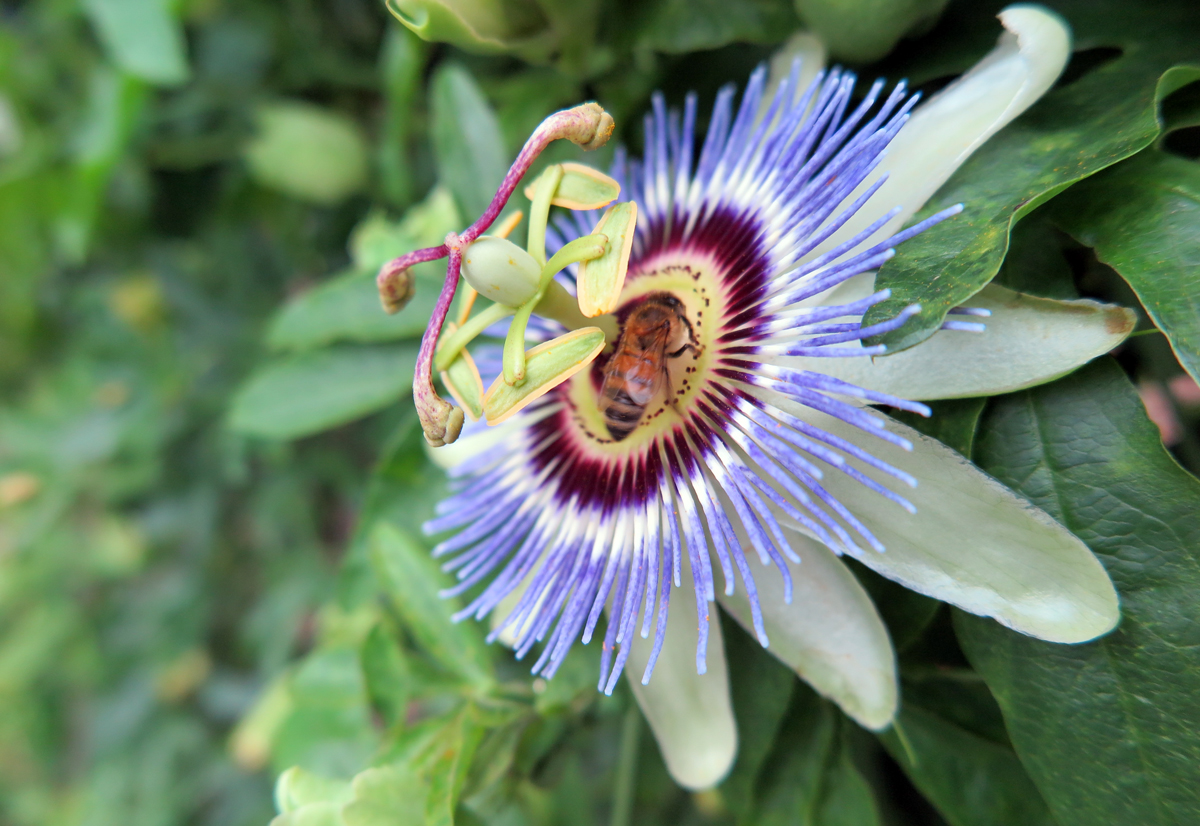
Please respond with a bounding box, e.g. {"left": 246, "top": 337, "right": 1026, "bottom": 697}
{"left": 562, "top": 102, "right": 615, "bottom": 151}
{"left": 379, "top": 265, "right": 416, "bottom": 314}
{"left": 461, "top": 236, "right": 542, "bottom": 307}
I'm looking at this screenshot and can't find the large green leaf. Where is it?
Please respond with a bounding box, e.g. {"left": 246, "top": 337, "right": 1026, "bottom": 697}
{"left": 718, "top": 614, "right": 797, "bottom": 822}
{"left": 631, "top": 0, "right": 799, "bottom": 54}
{"left": 335, "top": 415, "right": 449, "bottom": 608}
{"left": 866, "top": 0, "right": 1200, "bottom": 351}
{"left": 430, "top": 63, "right": 508, "bottom": 223}
{"left": 881, "top": 704, "right": 1055, "bottom": 826}
{"left": 229, "top": 344, "right": 417, "bottom": 440}
{"left": 749, "top": 686, "right": 881, "bottom": 826}
{"left": 1050, "top": 150, "right": 1200, "bottom": 383}
{"left": 957, "top": 358, "right": 1200, "bottom": 826}
{"left": 370, "top": 523, "right": 494, "bottom": 690}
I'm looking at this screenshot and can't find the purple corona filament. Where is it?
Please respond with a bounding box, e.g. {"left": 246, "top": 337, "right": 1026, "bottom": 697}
{"left": 425, "top": 64, "right": 967, "bottom": 694}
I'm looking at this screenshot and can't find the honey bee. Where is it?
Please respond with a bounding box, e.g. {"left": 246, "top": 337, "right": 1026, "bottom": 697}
{"left": 599, "top": 292, "right": 700, "bottom": 441}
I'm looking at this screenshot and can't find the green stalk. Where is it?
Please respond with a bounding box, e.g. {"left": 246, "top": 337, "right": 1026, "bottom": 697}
{"left": 610, "top": 706, "right": 641, "bottom": 826}
{"left": 502, "top": 233, "right": 609, "bottom": 386}
{"left": 434, "top": 301, "right": 512, "bottom": 372}
{"left": 537, "top": 281, "right": 619, "bottom": 341}
{"left": 526, "top": 164, "right": 564, "bottom": 265}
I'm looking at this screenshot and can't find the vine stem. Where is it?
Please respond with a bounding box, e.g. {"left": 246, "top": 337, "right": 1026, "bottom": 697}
{"left": 611, "top": 705, "right": 642, "bottom": 826}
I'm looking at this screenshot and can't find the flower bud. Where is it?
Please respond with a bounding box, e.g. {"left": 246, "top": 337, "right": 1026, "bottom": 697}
{"left": 461, "top": 235, "right": 542, "bottom": 307}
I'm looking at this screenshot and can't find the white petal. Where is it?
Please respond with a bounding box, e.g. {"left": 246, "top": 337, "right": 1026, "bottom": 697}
{"left": 766, "top": 31, "right": 827, "bottom": 107}
{"left": 764, "top": 398, "right": 1119, "bottom": 643}
{"left": 716, "top": 538, "right": 897, "bottom": 730}
{"left": 775, "top": 283, "right": 1135, "bottom": 400}
{"left": 808, "top": 5, "right": 1071, "bottom": 258}
{"left": 626, "top": 553, "right": 737, "bottom": 791}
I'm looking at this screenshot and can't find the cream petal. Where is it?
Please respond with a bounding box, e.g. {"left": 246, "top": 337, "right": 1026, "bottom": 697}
{"left": 765, "top": 31, "right": 828, "bottom": 107}
{"left": 761, "top": 396, "right": 1119, "bottom": 643}
{"left": 806, "top": 5, "right": 1071, "bottom": 259}
{"left": 716, "top": 537, "right": 898, "bottom": 730}
{"left": 626, "top": 553, "right": 737, "bottom": 791}
{"left": 773, "top": 283, "right": 1135, "bottom": 400}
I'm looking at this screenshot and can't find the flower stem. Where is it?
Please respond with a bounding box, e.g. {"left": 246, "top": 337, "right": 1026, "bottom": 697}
{"left": 610, "top": 705, "right": 641, "bottom": 826}
{"left": 412, "top": 242, "right": 465, "bottom": 446}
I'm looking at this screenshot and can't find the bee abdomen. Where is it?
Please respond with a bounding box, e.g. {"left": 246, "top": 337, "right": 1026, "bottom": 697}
{"left": 601, "top": 386, "right": 645, "bottom": 441}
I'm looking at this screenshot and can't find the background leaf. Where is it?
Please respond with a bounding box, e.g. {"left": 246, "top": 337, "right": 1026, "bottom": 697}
{"left": 430, "top": 63, "right": 508, "bottom": 222}
{"left": 266, "top": 270, "right": 439, "bottom": 351}
{"left": 229, "top": 345, "right": 417, "bottom": 440}
{"left": 81, "top": 0, "right": 189, "bottom": 85}
{"left": 958, "top": 358, "right": 1200, "bottom": 826}
{"left": 1050, "top": 150, "right": 1200, "bottom": 383}
{"left": 370, "top": 523, "right": 494, "bottom": 690}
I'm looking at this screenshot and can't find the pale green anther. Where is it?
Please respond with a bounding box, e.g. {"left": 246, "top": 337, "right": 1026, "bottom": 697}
{"left": 526, "top": 163, "right": 564, "bottom": 265}
{"left": 577, "top": 201, "right": 637, "bottom": 317}
{"left": 484, "top": 327, "right": 607, "bottom": 424}
{"left": 461, "top": 235, "right": 542, "bottom": 306}
{"left": 434, "top": 301, "right": 512, "bottom": 372}
{"left": 441, "top": 353, "right": 485, "bottom": 420}
{"left": 523, "top": 162, "right": 620, "bottom": 211}
{"left": 502, "top": 233, "right": 608, "bottom": 385}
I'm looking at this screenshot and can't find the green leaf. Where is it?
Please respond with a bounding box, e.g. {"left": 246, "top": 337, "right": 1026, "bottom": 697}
{"left": 266, "top": 270, "right": 439, "bottom": 352}
{"left": 632, "top": 0, "right": 799, "bottom": 54}
{"left": 369, "top": 523, "right": 494, "bottom": 689}
{"left": 430, "top": 63, "right": 508, "bottom": 222}
{"left": 274, "top": 767, "right": 354, "bottom": 813}
{"left": 245, "top": 102, "right": 370, "bottom": 205}
{"left": 813, "top": 735, "right": 880, "bottom": 826}
{"left": 350, "top": 188, "right": 461, "bottom": 274}
{"left": 360, "top": 623, "right": 411, "bottom": 728}
{"left": 336, "top": 415, "right": 448, "bottom": 608}
{"left": 1050, "top": 150, "right": 1200, "bottom": 383}
{"left": 378, "top": 27, "right": 429, "bottom": 207}
{"left": 794, "top": 0, "right": 949, "bottom": 62}
{"left": 57, "top": 67, "right": 147, "bottom": 262}
{"left": 891, "top": 396, "right": 986, "bottom": 458}
{"left": 425, "top": 705, "right": 488, "bottom": 826}
{"left": 81, "top": 0, "right": 189, "bottom": 85}
{"left": 867, "top": 0, "right": 1200, "bottom": 351}
{"left": 342, "top": 764, "right": 428, "bottom": 826}
{"left": 751, "top": 687, "right": 838, "bottom": 826}
{"left": 229, "top": 344, "right": 417, "bottom": 440}
{"left": 752, "top": 686, "right": 880, "bottom": 826}
{"left": 958, "top": 358, "right": 1200, "bottom": 826}
{"left": 881, "top": 704, "right": 1055, "bottom": 826}
{"left": 719, "top": 613, "right": 797, "bottom": 822}
{"left": 274, "top": 648, "right": 378, "bottom": 777}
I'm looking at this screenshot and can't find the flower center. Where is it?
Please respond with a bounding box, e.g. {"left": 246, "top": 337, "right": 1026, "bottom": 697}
{"left": 552, "top": 248, "right": 736, "bottom": 455}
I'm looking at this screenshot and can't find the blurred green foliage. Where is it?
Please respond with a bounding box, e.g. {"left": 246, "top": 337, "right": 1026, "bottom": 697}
{"left": 2, "top": 0, "right": 1200, "bottom": 825}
